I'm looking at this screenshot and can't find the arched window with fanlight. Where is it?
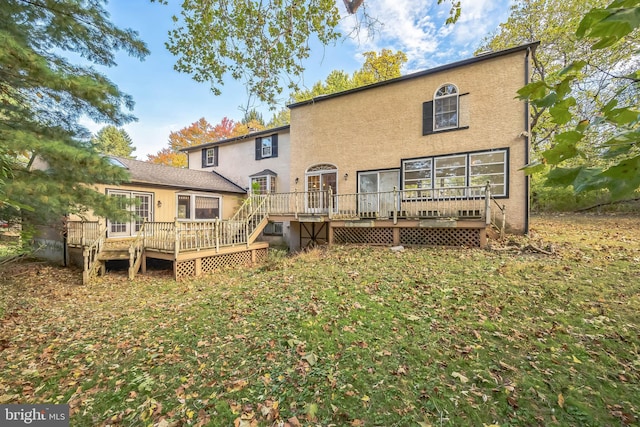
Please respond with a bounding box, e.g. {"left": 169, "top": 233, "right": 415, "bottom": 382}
{"left": 434, "top": 83, "right": 459, "bottom": 130}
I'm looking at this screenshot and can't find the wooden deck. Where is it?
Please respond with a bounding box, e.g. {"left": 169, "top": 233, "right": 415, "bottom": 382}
{"left": 66, "top": 184, "right": 504, "bottom": 283}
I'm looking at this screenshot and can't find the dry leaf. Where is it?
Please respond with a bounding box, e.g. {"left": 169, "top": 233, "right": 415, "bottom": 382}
{"left": 558, "top": 393, "right": 565, "bottom": 408}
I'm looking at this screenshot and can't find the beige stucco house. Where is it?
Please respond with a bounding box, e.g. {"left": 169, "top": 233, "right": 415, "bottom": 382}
{"left": 180, "top": 42, "right": 538, "bottom": 251}
{"left": 287, "top": 43, "right": 536, "bottom": 239}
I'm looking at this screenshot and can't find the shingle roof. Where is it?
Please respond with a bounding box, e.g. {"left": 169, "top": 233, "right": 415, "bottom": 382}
{"left": 249, "top": 169, "right": 278, "bottom": 177}
{"left": 181, "top": 125, "right": 290, "bottom": 152}
{"left": 112, "top": 156, "right": 246, "bottom": 194}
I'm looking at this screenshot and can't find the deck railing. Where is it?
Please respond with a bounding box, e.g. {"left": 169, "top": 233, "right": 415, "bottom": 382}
{"left": 66, "top": 220, "right": 102, "bottom": 246}
{"left": 67, "top": 185, "right": 498, "bottom": 258}
{"left": 262, "top": 184, "right": 493, "bottom": 223}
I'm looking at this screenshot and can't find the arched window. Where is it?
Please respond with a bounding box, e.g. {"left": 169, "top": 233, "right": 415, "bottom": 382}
{"left": 434, "top": 84, "right": 458, "bottom": 130}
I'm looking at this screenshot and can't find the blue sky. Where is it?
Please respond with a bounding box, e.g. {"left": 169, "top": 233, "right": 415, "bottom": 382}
{"left": 84, "top": 0, "right": 514, "bottom": 160}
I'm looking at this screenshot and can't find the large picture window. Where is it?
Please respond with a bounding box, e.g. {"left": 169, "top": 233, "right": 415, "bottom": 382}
{"left": 177, "top": 194, "right": 220, "bottom": 220}
{"left": 402, "top": 149, "right": 508, "bottom": 199}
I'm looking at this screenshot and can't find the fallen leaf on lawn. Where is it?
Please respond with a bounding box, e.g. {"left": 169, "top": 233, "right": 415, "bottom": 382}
{"left": 286, "top": 416, "right": 301, "bottom": 427}
{"left": 302, "top": 352, "right": 318, "bottom": 366}
{"left": 0, "top": 394, "right": 19, "bottom": 404}
{"left": 452, "top": 372, "right": 468, "bottom": 383}
{"left": 227, "top": 379, "right": 249, "bottom": 393}
{"left": 558, "top": 393, "right": 565, "bottom": 408}
{"left": 572, "top": 355, "right": 582, "bottom": 364}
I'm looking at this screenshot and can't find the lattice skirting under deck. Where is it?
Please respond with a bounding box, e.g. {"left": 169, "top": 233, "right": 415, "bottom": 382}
{"left": 333, "top": 227, "right": 482, "bottom": 247}
{"left": 399, "top": 228, "right": 481, "bottom": 247}
{"left": 175, "top": 248, "right": 269, "bottom": 279}
{"left": 333, "top": 228, "right": 394, "bottom": 245}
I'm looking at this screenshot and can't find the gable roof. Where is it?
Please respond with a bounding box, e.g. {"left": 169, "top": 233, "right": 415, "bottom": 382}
{"left": 112, "top": 156, "right": 246, "bottom": 194}
{"left": 288, "top": 42, "right": 540, "bottom": 109}
{"left": 181, "top": 125, "right": 290, "bottom": 152}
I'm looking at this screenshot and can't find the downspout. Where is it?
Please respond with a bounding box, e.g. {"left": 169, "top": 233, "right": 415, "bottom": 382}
{"left": 523, "top": 47, "right": 532, "bottom": 235}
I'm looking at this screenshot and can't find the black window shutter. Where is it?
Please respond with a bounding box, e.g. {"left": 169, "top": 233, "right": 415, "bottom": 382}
{"left": 213, "top": 146, "right": 219, "bottom": 166}
{"left": 423, "top": 101, "right": 434, "bottom": 135}
{"left": 255, "top": 138, "right": 262, "bottom": 160}
{"left": 201, "top": 148, "right": 207, "bottom": 167}
{"left": 271, "top": 134, "right": 278, "bottom": 158}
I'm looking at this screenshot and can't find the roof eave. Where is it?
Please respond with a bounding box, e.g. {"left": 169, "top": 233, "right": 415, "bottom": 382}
{"left": 288, "top": 42, "right": 540, "bottom": 109}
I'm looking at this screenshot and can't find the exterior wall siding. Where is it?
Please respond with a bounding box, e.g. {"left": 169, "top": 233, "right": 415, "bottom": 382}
{"left": 68, "top": 184, "right": 243, "bottom": 223}
{"left": 289, "top": 50, "right": 530, "bottom": 233}
{"left": 187, "top": 131, "right": 292, "bottom": 193}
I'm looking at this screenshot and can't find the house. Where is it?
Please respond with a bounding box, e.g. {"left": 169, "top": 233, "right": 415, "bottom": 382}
{"left": 57, "top": 41, "right": 537, "bottom": 282}
{"left": 53, "top": 157, "right": 270, "bottom": 282}
{"left": 183, "top": 125, "right": 292, "bottom": 248}
{"left": 72, "top": 156, "right": 247, "bottom": 238}
{"left": 183, "top": 42, "right": 538, "bottom": 251}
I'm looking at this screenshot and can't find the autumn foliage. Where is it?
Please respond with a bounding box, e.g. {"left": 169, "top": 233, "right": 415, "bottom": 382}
{"left": 147, "top": 117, "right": 265, "bottom": 167}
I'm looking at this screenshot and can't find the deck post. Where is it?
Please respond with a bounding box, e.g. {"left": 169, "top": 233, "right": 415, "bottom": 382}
{"left": 484, "top": 182, "right": 492, "bottom": 226}
{"left": 328, "top": 188, "right": 334, "bottom": 220}
{"left": 245, "top": 219, "right": 250, "bottom": 248}
{"left": 294, "top": 189, "right": 299, "bottom": 219}
{"left": 128, "top": 246, "right": 134, "bottom": 280}
{"left": 215, "top": 219, "right": 220, "bottom": 253}
{"left": 195, "top": 258, "right": 202, "bottom": 276}
{"left": 81, "top": 221, "right": 86, "bottom": 247}
{"left": 393, "top": 187, "right": 398, "bottom": 225}
{"left": 82, "top": 248, "right": 89, "bottom": 284}
{"left": 174, "top": 219, "right": 180, "bottom": 257}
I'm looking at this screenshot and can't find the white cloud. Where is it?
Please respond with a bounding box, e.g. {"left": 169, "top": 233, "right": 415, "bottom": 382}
{"left": 337, "top": 0, "right": 513, "bottom": 72}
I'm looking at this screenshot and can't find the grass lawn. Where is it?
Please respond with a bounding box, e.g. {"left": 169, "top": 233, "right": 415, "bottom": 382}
{"left": 1, "top": 214, "right": 639, "bottom": 426}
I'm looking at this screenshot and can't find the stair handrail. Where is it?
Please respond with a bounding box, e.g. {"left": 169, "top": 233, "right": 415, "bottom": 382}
{"left": 82, "top": 224, "right": 108, "bottom": 285}
{"left": 229, "top": 193, "right": 269, "bottom": 242}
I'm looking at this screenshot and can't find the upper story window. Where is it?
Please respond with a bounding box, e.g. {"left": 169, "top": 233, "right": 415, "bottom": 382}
{"left": 423, "top": 83, "right": 465, "bottom": 135}
{"left": 261, "top": 136, "right": 273, "bottom": 158}
{"left": 255, "top": 134, "right": 278, "bottom": 160}
{"left": 201, "top": 146, "right": 218, "bottom": 167}
{"left": 434, "top": 84, "right": 458, "bottom": 131}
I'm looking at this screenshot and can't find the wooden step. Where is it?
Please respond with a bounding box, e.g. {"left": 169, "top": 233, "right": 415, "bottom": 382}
{"left": 98, "top": 249, "right": 130, "bottom": 261}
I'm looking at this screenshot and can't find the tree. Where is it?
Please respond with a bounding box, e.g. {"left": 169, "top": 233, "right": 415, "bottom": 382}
{"left": 147, "top": 117, "right": 243, "bottom": 167}
{"left": 479, "top": 0, "right": 639, "bottom": 153}
{"left": 292, "top": 49, "right": 407, "bottom": 103}
{"left": 267, "top": 109, "right": 291, "bottom": 128}
{"left": 166, "top": 0, "right": 459, "bottom": 107}
{"left": 518, "top": 0, "right": 640, "bottom": 200}
{"left": 91, "top": 125, "right": 136, "bottom": 158}
{"left": 352, "top": 49, "right": 408, "bottom": 87}
{"left": 0, "top": 0, "right": 149, "bottom": 229}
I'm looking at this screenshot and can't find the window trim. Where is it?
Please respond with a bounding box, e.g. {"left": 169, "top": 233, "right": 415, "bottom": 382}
{"left": 263, "top": 221, "right": 283, "bottom": 236}
{"left": 433, "top": 83, "right": 459, "bottom": 131}
{"left": 401, "top": 148, "right": 509, "bottom": 200}
{"left": 176, "top": 192, "right": 221, "bottom": 221}
{"left": 261, "top": 136, "right": 273, "bottom": 158}
{"left": 205, "top": 148, "right": 216, "bottom": 166}
{"left": 250, "top": 175, "right": 276, "bottom": 194}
